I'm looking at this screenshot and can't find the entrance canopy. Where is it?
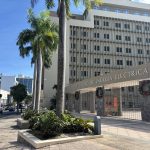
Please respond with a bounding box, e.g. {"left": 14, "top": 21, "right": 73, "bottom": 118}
{"left": 65, "top": 63, "right": 150, "bottom": 93}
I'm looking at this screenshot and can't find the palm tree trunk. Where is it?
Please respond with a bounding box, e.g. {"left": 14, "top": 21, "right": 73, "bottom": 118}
{"left": 35, "top": 50, "right": 42, "bottom": 113}
{"left": 41, "top": 64, "right": 45, "bottom": 90}
{"left": 56, "top": 0, "right": 66, "bottom": 117}
{"left": 32, "top": 59, "right": 37, "bottom": 110}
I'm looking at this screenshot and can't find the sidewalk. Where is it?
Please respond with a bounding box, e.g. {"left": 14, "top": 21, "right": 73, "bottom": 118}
{"left": 0, "top": 114, "right": 150, "bottom": 150}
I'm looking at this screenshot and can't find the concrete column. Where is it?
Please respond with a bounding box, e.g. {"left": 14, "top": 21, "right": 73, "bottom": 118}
{"left": 67, "top": 94, "right": 73, "bottom": 112}
{"left": 90, "top": 92, "right": 96, "bottom": 113}
{"left": 141, "top": 95, "right": 150, "bottom": 122}
{"left": 76, "top": 92, "right": 82, "bottom": 113}
{"left": 119, "top": 88, "right": 123, "bottom": 116}
{"left": 79, "top": 93, "right": 82, "bottom": 113}
{"left": 97, "top": 97, "right": 104, "bottom": 116}
{"left": 74, "top": 95, "right": 78, "bottom": 112}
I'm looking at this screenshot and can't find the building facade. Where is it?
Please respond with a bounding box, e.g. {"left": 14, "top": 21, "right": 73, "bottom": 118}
{"left": 43, "top": 0, "right": 150, "bottom": 110}
{"left": 16, "top": 76, "right": 33, "bottom": 94}
{"left": 0, "top": 75, "right": 16, "bottom": 92}
{"left": 0, "top": 74, "right": 33, "bottom": 105}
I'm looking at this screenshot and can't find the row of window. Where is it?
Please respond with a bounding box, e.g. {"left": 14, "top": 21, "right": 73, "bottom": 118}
{"left": 71, "top": 44, "right": 150, "bottom": 55}
{"left": 94, "top": 20, "right": 149, "bottom": 31}
{"left": 71, "top": 57, "right": 144, "bottom": 66}
{"left": 96, "top": 33, "right": 150, "bottom": 42}
{"left": 94, "top": 33, "right": 150, "bottom": 43}
{"left": 71, "top": 31, "right": 150, "bottom": 44}
{"left": 71, "top": 70, "right": 102, "bottom": 77}
{"left": 93, "top": 5, "right": 150, "bottom": 17}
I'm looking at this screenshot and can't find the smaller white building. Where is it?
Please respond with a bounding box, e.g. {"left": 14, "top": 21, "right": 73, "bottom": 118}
{"left": 0, "top": 89, "right": 10, "bottom": 104}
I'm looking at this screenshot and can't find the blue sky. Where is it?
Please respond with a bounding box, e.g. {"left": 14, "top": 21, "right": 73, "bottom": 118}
{"left": 0, "top": 0, "right": 84, "bottom": 77}
{"left": 0, "top": 0, "right": 149, "bottom": 77}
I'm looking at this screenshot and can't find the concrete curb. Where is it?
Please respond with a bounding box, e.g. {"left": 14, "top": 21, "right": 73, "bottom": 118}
{"left": 18, "top": 130, "right": 103, "bottom": 149}
{"left": 17, "top": 118, "right": 29, "bottom": 129}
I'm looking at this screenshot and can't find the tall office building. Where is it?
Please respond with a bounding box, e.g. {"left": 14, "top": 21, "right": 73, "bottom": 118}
{"left": 0, "top": 74, "right": 33, "bottom": 94}
{"left": 16, "top": 75, "right": 33, "bottom": 94}
{"left": 43, "top": 0, "right": 150, "bottom": 108}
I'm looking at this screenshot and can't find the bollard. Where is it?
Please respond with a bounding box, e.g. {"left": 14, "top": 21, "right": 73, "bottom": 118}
{"left": 94, "top": 116, "right": 101, "bottom": 135}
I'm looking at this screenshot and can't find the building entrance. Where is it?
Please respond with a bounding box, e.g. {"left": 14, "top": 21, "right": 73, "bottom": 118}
{"left": 65, "top": 63, "right": 150, "bottom": 122}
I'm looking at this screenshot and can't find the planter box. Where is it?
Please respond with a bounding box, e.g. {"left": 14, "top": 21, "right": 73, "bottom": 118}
{"left": 18, "top": 130, "right": 103, "bottom": 149}
{"left": 17, "top": 118, "right": 29, "bottom": 129}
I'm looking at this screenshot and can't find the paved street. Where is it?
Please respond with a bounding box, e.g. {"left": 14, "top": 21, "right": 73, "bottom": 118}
{"left": 0, "top": 114, "right": 150, "bottom": 150}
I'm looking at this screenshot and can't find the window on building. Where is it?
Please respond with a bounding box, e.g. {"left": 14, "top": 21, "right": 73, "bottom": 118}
{"left": 104, "top": 34, "right": 109, "bottom": 39}
{"left": 71, "top": 56, "right": 76, "bottom": 62}
{"left": 94, "top": 72, "right": 101, "bottom": 76}
{"left": 115, "top": 9, "right": 121, "bottom": 13}
{"left": 136, "top": 25, "right": 142, "bottom": 31}
{"left": 147, "top": 50, "right": 150, "bottom": 55}
{"left": 83, "top": 44, "right": 87, "bottom": 50}
{"left": 84, "top": 57, "right": 86, "bottom": 63}
{"left": 117, "top": 60, "right": 123, "bottom": 65}
{"left": 116, "top": 47, "right": 122, "bottom": 52}
{"left": 146, "top": 38, "right": 150, "bottom": 43}
{"left": 126, "top": 60, "right": 132, "bottom": 66}
{"left": 83, "top": 32, "right": 86, "bottom": 37}
{"left": 94, "top": 20, "right": 99, "bottom": 25}
{"left": 128, "top": 86, "right": 134, "bottom": 92}
{"left": 104, "top": 21, "right": 109, "bottom": 26}
{"left": 104, "top": 46, "right": 110, "bottom": 51}
{"left": 144, "top": 13, "right": 148, "bottom": 16}
{"left": 124, "top": 24, "right": 130, "bottom": 29}
{"left": 104, "top": 59, "right": 110, "bottom": 64}
{"left": 121, "top": 87, "right": 125, "bottom": 91}
{"left": 81, "top": 71, "right": 88, "bottom": 77}
{"left": 124, "top": 10, "right": 129, "bottom": 14}
{"left": 94, "top": 58, "right": 100, "bottom": 64}
{"left": 138, "top": 49, "right": 143, "bottom": 54}
{"left": 126, "top": 48, "right": 131, "bottom": 53}
{"left": 105, "top": 71, "right": 110, "bottom": 74}
{"left": 94, "top": 45, "right": 100, "bottom": 51}
{"left": 125, "top": 36, "right": 131, "bottom": 41}
{"left": 145, "top": 26, "right": 149, "bottom": 31}
{"left": 138, "top": 61, "right": 143, "bottom": 65}
{"left": 70, "top": 70, "right": 76, "bottom": 76}
{"left": 94, "top": 45, "right": 96, "bottom": 51}
{"left": 71, "top": 43, "right": 76, "bottom": 49}
{"left": 115, "top": 23, "right": 121, "bottom": 28}
{"left": 71, "top": 30, "right": 76, "bottom": 36}
{"left": 137, "top": 37, "right": 142, "bottom": 43}
{"left": 116, "top": 35, "right": 122, "bottom": 40}
{"left": 81, "top": 57, "right": 87, "bottom": 63}
{"left": 94, "top": 33, "right": 100, "bottom": 38}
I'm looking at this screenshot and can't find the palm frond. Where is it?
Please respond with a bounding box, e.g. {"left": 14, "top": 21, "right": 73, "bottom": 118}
{"left": 73, "top": 0, "right": 79, "bottom": 7}
{"left": 45, "top": 0, "right": 55, "bottom": 9}
{"left": 31, "top": 0, "right": 39, "bottom": 8}
{"left": 65, "top": 0, "right": 71, "bottom": 17}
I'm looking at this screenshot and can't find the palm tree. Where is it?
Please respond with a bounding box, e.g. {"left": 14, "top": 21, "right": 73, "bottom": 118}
{"left": 16, "top": 9, "right": 58, "bottom": 112}
{"left": 31, "top": 0, "right": 102, "bottom": 116}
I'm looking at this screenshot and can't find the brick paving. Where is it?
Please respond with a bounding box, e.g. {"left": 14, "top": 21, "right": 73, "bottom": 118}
{"left": 0, "top": 114, "right": 150, "bottom": 150}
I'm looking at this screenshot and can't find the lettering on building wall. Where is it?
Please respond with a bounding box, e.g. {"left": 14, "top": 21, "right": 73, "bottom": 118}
{"left": 72, "top": 67, "right": 149, "bottom": 91}
{"left": 93, "top": 67, "right": 149, "bottom": 85}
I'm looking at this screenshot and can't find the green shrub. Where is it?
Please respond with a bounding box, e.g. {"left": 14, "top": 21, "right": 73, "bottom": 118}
{"left": 22, "top": 109, "right": 37, "bottom": 120}
{"left": 29, "top": 111, "right": 63, "bottom": 139}
{"left": 61, "top": 113, "right": 94, "bottom": 134}
{"left": 29, "top": 111, "right": 94, "bottom": 139}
